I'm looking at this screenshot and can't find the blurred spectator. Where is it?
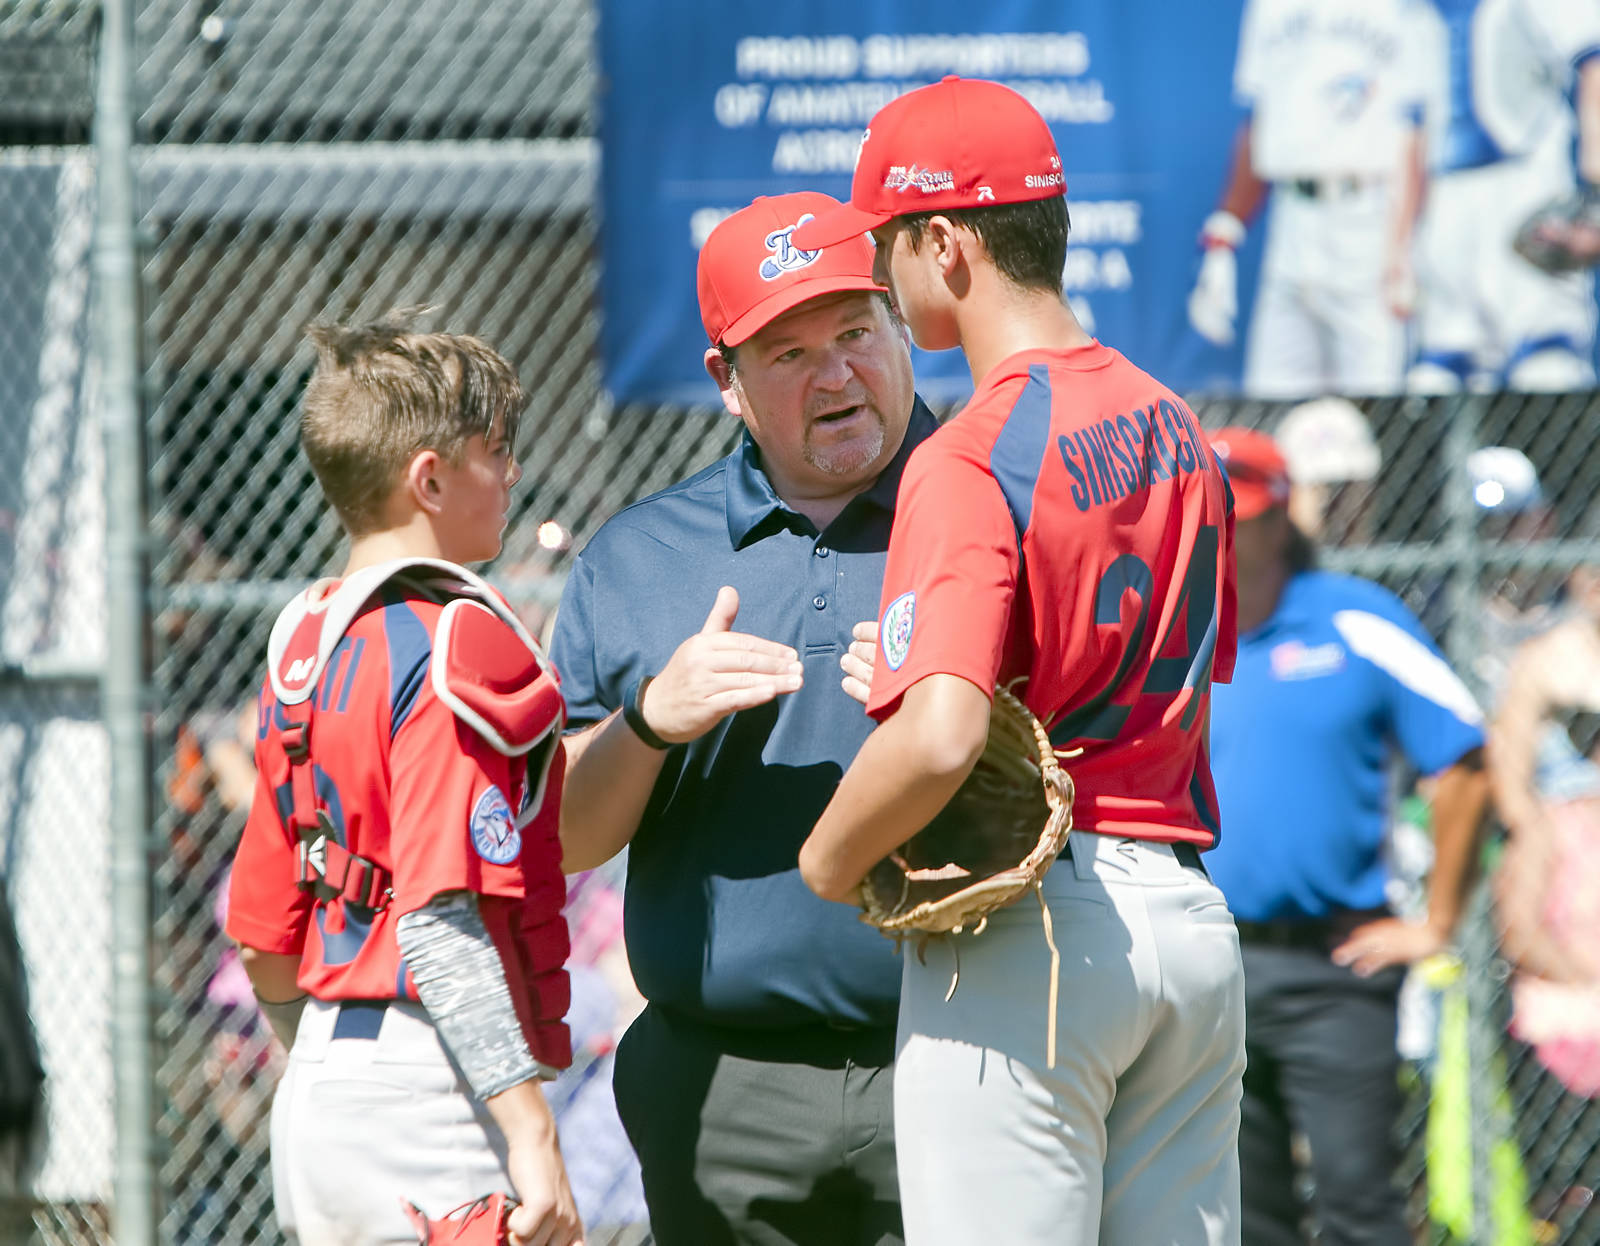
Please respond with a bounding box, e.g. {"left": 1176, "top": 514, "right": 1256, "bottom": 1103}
{"left": 1410, "top": 0, "right": 1600, "bottom": 393}
{"left": 1205, "top": 427, "right": 1490, "bottom": 1246}
{"left": 1468, "top": 446, "right": 1565, "bottom": 697}
{"left": 1490, "top": 580, "right": 1600, "bottom": 1095}
{"left": 554, "top": 868, "right": 648, "bottom": 1230}
{"left": 1275, "top": 397, "right": 1382, "bottom": 543}
{"left": 1188, "top": 0, "right": 1427, "bottom": 397}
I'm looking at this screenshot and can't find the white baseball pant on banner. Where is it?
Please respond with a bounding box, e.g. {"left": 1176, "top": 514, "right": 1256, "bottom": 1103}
{"left": 893, "top": 830, "right": 1246, "bottom": 1246}
{"left": 1246, "top": 182, "right": 1408, "bottom": 399}
{"left": 1414, "top": 125, "right": 1596, "bottom": 386}
{"left": 272, "top": 999, "right": 515, "bottom": 1246}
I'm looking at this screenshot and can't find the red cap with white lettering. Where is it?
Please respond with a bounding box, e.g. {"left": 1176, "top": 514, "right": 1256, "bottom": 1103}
{"left": 697, "top": 192, "right": 881, "bottom": 347}
{"left": 1207, "top": 427, "right": 1291, "bottom": 521}
{"left": 791, "top": 76, "right": 1065, "bottom": 251}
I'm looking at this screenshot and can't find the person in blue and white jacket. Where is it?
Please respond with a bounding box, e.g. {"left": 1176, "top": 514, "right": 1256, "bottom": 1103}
{"left": 1205, "top": 426, "right": 1491, "bottom": 1246}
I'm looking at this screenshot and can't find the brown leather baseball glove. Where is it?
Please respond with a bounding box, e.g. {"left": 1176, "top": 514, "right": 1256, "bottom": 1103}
{"left": 1514, "top": 185, "right": 1600, "bottom": 275}
{"left": 857, "top": 685, "right": 1075, "bottom": 1064}
{"left": 859, "top": 684, "right": 1074, "bottom": 937}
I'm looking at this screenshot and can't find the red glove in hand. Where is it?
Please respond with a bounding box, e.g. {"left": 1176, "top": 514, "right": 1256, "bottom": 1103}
{"left": 402, "top": 1193, "right": 514, "bottom": 1246}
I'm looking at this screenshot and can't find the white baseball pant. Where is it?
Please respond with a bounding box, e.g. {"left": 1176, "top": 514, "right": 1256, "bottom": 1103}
{"left": 1246, "top": 182, "right": 1408, "bottom": 399}
{"left": 271, "top": 998, "right": 515, "bottom": 1246}
{"left": 893, "top": 830, "right": 1246, "bottom": 1245}
{"left": 1414, "top": 124, "right": 1596, "bottom": 388}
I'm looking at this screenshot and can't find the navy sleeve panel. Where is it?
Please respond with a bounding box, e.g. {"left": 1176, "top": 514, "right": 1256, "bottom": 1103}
{"left": 383, "top": 598, "right": 432, "bottom": 737}
{"left": 989, "top": 364, "right": 1054, "bottom": 539}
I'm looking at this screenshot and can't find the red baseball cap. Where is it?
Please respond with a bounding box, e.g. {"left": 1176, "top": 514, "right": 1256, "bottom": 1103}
{"left": 697, "top": 192, "right": 881, "bottom": 348}
{"left": 1208, "top": 427, "right": 1292, "bottom": 521}
{"left": 791, "top": 77, "right": 1064, "bottom": 251}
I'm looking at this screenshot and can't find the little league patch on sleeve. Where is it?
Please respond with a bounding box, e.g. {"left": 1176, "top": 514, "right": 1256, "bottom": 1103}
{"left": 882, "top": 592, "right": 916, "bottom": 671}
{"left": 470, "top": 785, "right": 522, "bottom": 865}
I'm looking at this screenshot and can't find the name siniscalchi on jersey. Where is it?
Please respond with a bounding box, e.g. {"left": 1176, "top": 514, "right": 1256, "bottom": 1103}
{"left": 865, "top": 342, "right": 1238, "bottom": 847}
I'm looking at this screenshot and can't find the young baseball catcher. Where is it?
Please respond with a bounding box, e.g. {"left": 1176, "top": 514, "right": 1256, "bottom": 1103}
{"left": 226, "top": 317, "right": 584, "bottom": 1246}
{"left": 795, "top": 79, "right": 1246, "bottom": 1244}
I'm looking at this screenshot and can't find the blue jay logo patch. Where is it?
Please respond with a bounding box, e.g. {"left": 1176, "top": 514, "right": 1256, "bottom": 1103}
{"left": 883, "top": 592, "right": 915, "bottom": 671}
{"left": 470, "top": 785, "right": 521, "bottom": 865}
{"left": 759, "top": 214, "right": 822, "bottom": 281}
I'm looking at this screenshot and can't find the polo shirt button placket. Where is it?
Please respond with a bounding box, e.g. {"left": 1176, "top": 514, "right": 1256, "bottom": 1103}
{"left": 815, "top": 546, "right": 830, "bottom": 558}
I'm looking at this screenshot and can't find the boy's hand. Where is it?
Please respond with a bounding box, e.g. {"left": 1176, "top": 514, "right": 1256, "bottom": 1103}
{"left": 640, "top": 587, "right": 803, "bottom": 742}
{"left": 840, "top": 621, "right": 878, "bottom": 706}
{"left": 485, "top": 1082, "right": 584, "bottom": 1246}
{"left": 504, "top": 1138, "right": 584, "bottom": 1246}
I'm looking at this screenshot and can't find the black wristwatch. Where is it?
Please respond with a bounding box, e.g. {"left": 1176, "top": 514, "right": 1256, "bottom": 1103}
{"left": 623, "top": 675, "right": 672, "bottom": 750}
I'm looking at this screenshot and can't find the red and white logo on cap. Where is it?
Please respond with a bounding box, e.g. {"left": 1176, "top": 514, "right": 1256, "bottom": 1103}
{"left": 697, "top": 192, "right": 880, "bottom": 347}
{"left": 759, "top": 214, "right": 823, "bottom": 281}
{"left": 793, "top": 77, "right": 1066, "bottom": 251}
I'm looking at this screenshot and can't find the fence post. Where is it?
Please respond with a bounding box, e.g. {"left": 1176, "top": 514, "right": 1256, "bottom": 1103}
{"left": 1442, "top": 393, "right": 1482, "bottom": 679}
{"left": 94, "top": 0, "right": 154, "bottom": 1242}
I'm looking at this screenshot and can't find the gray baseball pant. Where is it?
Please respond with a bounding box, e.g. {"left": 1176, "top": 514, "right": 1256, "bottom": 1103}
{"left": 893, "top": 830, "right": 1246, "bottom": 1245}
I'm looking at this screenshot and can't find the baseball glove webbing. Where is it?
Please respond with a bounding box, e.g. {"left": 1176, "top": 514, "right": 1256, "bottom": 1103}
{"left": 858, "top": 684, "right": 1076, "bottom": 1067}
{"left": 1514, "top": 184, "right": 1600, "bottom": 275}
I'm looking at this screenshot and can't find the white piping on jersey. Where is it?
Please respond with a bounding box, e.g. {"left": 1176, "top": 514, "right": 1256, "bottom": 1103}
{"left": 266, "top": 556, "right": 552, "bottom": 707}
{"left": 1331, "top": 609, "right": 1484, "bottom": 726}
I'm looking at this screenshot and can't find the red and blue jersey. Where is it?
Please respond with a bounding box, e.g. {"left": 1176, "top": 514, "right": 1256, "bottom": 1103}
{"left": 226, "top": 560, "right": 571, "bottom": 1065}
{"left": 866, "top": 343, "right": 1237, "bottom": 846}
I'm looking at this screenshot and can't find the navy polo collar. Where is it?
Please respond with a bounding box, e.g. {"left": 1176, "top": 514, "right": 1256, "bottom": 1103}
{"left": 724, "top": 395, "right": 939, "bottom": 549}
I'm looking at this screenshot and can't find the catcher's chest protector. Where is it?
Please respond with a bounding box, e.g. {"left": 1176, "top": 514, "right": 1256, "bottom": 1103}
{"left": 265, "top": 557, "right": 572, "bottom": 1068}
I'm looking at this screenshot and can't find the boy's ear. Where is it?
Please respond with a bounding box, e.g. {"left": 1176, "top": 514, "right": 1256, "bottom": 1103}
{"left": 405, "top": 448, "right": 448, "bottom": 516}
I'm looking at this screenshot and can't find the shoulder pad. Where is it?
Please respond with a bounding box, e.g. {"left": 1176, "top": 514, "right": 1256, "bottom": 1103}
{"left": 431, "top": 598, "right": 564, "bottom": 756}
{"left": 267, "top": 556, "right": 551, "bottom": 708}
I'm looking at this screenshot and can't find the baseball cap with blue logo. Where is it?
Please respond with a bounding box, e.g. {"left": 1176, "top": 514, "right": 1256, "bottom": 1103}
{"left": 697, "top": 192, "right": 881, "bottom": 348}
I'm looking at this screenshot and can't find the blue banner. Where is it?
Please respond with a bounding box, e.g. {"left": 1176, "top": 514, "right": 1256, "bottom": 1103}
{"left": 599, "top": 0, "right": 1263, "bottom": 406}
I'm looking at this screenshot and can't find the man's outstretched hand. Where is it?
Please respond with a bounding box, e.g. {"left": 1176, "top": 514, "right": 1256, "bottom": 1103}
{"left": 639, "top": 586, "right": 803, "bottom": 743}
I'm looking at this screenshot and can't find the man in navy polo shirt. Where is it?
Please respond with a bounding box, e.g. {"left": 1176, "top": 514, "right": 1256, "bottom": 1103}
{"left": 1205, "top": 427, "right": 1491, "bottom": 1246}
{"left": 550, "top": 192, "right": 930, "bottom": 1244}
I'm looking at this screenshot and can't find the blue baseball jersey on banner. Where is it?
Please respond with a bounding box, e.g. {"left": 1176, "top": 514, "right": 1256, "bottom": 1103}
{"left": 1207, "top": 570, "right": 1484, "bottom": 922}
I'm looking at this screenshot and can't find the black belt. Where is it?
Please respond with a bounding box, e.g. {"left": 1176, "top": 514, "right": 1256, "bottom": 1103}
{"left": 1234, "top": 907, "right": 1389, "bottom": 952}
{"left": 331, "top": 999, "right": 388, "bottom": 1040}
{"left": 1060, "top": 838, "right": 1207, "bottom": 874}
{"left": 651, "top": 1006, "right": 897, "bottom": 1068}
{"left": 1287, "top": 176, "right": 1371, "bottom": 200}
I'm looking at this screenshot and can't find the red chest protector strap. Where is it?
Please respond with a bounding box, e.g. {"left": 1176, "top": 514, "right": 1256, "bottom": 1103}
{"left": 277, "top": 693, "right": 393, "bottom": 912}
{"left": 266, "top": 557, "right": 558, "bottom": 913}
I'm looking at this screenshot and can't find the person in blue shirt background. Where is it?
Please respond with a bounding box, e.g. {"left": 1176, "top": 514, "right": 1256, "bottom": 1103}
{"left": 1205, "top": 426, "right": 1491, "bottom": 1246}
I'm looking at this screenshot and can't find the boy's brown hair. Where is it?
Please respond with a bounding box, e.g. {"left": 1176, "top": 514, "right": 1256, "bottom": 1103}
{"left": 300, "top": 313, "right": 525, "bottom": 536}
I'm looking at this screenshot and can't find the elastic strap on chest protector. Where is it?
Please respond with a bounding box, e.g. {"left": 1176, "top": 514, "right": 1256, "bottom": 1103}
{"left": 279, "top": 704, "right": 392, "bottom": 912}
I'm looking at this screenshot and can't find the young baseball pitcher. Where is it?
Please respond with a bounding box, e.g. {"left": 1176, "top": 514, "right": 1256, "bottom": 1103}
{"left": 795, "top": 79, "right": 1246, "bottom": 1244}
{"left": 226, "top": 319, "right": 584, "bottom": 1246}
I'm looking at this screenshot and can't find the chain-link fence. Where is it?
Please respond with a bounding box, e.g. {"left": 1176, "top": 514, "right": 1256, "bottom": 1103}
{"left": 5, "top": 2, "right": 1600, "bottom": 1245}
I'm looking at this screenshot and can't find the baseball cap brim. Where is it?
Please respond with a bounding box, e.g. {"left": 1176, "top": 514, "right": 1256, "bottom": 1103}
{"left": 1229, "top": 480, "right": 1281, "bottom": 522}
{"left": 790, "top": 202, "right": 894, "bottom": 252}
{"left": 719, "top": 271, "right": 885, "bottom": 347}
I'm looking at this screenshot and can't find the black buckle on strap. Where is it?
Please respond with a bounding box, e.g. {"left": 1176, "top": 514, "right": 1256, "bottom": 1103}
{"left": 280, "top": 720, "right": 310, "bottom": 762}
